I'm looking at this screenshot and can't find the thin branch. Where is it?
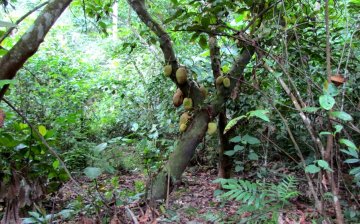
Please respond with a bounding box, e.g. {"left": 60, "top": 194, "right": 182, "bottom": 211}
{"left": 0, "top": 0, "right": 73, "bottom": 101}
{"left": 0, "top": 1, "right": 49, "bottom": 44}
{"left": 125, "top": 206, "right": 139, "bottom": 224}
{"left": 2, "top": 97, "right": 79, "bottom": 187}
{"left": 241, "top": 0, "right": 281, "bottom": 33}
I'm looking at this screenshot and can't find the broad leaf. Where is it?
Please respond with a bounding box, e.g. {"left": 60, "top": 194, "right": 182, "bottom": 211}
{"left": 344, "top": 159, "right": 360, "bottom": 164}
{"left": 234, "top": 145, "right": 244, "bottom": 152}
{"left": 93, "top": 142, "right": 108, "bottom": 153}
{"left": 248, "top": 110, "right": 270, "bottom": 122}
{"left": 84, "top": 167, "right": 102, "bottom": 180}
{"left": 242, "top": 134, "right": 260, "bottom": 145}
{"left": 224, "top": 115, "right": 246, "bottom": 134}
{"left": 230, "top": 136, "right": 241, "bottom": 143}
{"left": 52, "top": 160, "right": 60, "bottom": 169}
{"left": 235, "top": 165, "right": 244, "bottom": 172}
{"left": 305, "top": 165, "right": 320, "bottom": 173}
{"left": 319, "top": 131, "right": 332, "bottom": 136}
{"left": 319, "top": 95, "right": 335, "bottom": 110}
{"left": 248, "top": 152, "right": 259, "bottom": 161}
{"left": 340, "top": 149, "right": 358, "bottom": 159}
{"left": 330, "top": 111, "right": 353, "bottom": 121}
{"left": 224, "top": 150, "right": 236, "bottom": 156}
{"left": 38, "top": 125, "right": 47, "bottom": 136}
{"left": 334, "top": 124, "right": 343, "bottom": 134}
{"left": 317, "top": 160, "right": 333, "bottom": 171}
{"left": 302, "top": 107, "right": 320, "bottom": 113}
{"left": 339, "top": 139, "right": 357, "bottom": 150}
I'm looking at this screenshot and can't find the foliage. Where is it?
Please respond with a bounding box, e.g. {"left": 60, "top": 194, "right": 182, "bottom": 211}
{"left": 0, "top": 110, "right": 67, "bottom": 208}
{"left": 0, "top": 0, "right": 359, "bottom": 222}
{"left": 214, "top": 176, "right": 299, "bottom": 222}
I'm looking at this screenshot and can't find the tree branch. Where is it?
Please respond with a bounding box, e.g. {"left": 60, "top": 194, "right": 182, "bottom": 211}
{"left": 0, "top": 1, "right": 49, "bottom": 44}
{"left": 0, "top": 0, "right": 73, "bottom": 101}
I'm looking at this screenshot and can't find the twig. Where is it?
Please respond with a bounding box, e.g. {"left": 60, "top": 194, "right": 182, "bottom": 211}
{"left": 0, "top": 1, "right": 49, "bottom": 44}
{"left": 166, "top": 169, "right": 170, "bottom": 208}
{"left": 2, "top": 97, "right": 79, "bottom": 187}
{"left": 125, "top": 206, "right": 139, "bottom": 224}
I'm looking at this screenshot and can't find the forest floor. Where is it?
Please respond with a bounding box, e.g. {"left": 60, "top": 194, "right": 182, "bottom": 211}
{"left": 54, "top": 165, "right": 341, "bottom": 224}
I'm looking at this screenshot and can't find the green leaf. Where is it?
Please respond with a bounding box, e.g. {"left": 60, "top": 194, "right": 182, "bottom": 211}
{"left": 93, "top": 142, "right": 107, "bottom": 153}
{"left": 38, "top": 125, "right": 47, "bottom": 136}
{"left": 340, "top": 149, "right": 358, "bottom": 158}
{"left": 319, "top": 131, "right": 332, "bottom": 136}
{"left": 324, "top": 83, "right": 339, "bottom": 96}
{"left": 235, "top": 165, "right": 244, "bottom": 172}
{"left": 334, "top": 125, "right": 343, "bottom": 134}
{"left": 344, "top": 159, "right": 360, "bottom": 164}
{"left": 339, "top": 139, "right": 357, "bottom": 150}
{"left": 248, "top": 152, "right": 259, "bottom": 161}
{"left": 330, "top": 111, "right": 353, "bottom": 121}
{"left": 349, "top": 167, "right": 360, "bottom": 175}
{"left": 242, "top": 134, "right": 260, "bottom": 145}
{"left": 305, "top": 165, "right": 320, "bottom": 173}
{"left": 230, "top": 136, "right": 241, "bottom": 143}
{"left": 302, "top": 107, "right": 320, "bottom": 113}
{"left": 0, "top": 79, "right": 16, "bottom": 88}
{"left": 234, "top": 145, "right": 244, "bottom": 152}
{"left": 317, "top": 160, "right": 333, "bottom": 171}
{"left": 84, "top": 167, "right": 102, "bottom": 180}
{"left": 224, "top": 150, "right": 236, "bottom": 156}
{"left": 248, "top": 109, "right": 270, "bottom": 122}
{"left": 319, "top": 95, "right": 335, "bottom": 110}
{"left": 224, "top": 115, "right": 246, "bottom": 134}
{"left": 52, "top": 160, "right": 60, "bottom": 169}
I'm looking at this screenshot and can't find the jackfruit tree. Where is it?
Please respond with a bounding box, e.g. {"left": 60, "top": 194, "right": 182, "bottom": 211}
{"left": 0, "top": 0, "right": 359, "bottom": 223}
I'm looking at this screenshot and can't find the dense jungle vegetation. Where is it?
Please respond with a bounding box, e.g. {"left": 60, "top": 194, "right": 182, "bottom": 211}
{"left": 0, "top": 0, "right": 359, "bottom": 223}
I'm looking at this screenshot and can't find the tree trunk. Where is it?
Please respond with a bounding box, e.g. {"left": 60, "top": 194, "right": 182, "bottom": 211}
{"left": 217, "top": 109, "right": 233, "bottom": 179}
{"left": 1, "top": 199, "right": 21, "bottom": 224}
{"left": 149, "top": 110, "right": 209, "bottom": 200}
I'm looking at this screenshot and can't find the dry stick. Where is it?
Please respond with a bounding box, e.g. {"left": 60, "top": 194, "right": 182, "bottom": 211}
{"left": 256, "top": 131, "right": 299, "bottom": 164}
{"left": 262, "top": 64, "right": 323, "bottom": 214}
{"left": 0, "top": 1, "right": 49, "bottom": 44}
{"left": 165, "top": 169, "right": 170, "bottom": 208}
{"left": 324, "top": 1, "right": 345, "bottom": 223}
{"left": 125, "top": 206, "right": 139, "bottom": 224}
{"left": 262, "top": 62, "right": 325, "bottom": 154}
{"left": 272, "top": 104, "right": 323, "bottom": 214}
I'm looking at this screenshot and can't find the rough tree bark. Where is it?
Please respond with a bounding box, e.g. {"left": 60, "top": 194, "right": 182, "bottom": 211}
{"left": 0, "top": 0, "right": 73, "bottom": 101}
{"left": 127, "top": 0, "right": 254, "bottom": 200}
{"left": 208, "top": 35, "right": 233, "bottom": 179}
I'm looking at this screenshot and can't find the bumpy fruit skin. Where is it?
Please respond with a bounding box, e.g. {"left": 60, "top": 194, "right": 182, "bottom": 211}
{"left": 164, "top": 65, "right": 172, "bottom": 77}
{"left": 207, "top": 122, "right": 217, "bottom": 135}
{"left": 179, "top": 123, "right": 187, "bottom": 132}
{"left": 180, "top": 112, "right": 191, "bottom": 125}
{"left": 216, "top": 76, "right": 224, "bottom": 86}
{"left": 223, "top": 77, "right": 231, "bottom": 88}
{"left": 199, "top": 85, "right": 207, "bottom": 98}
{"left": 173, "top": 89, "right": 183, "bottom": 107}
{"left": 183, "top": 98, "right": 193, "bottom": 110}
{"left": 176, "top": 67, "right": 187, "bottom": 84}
